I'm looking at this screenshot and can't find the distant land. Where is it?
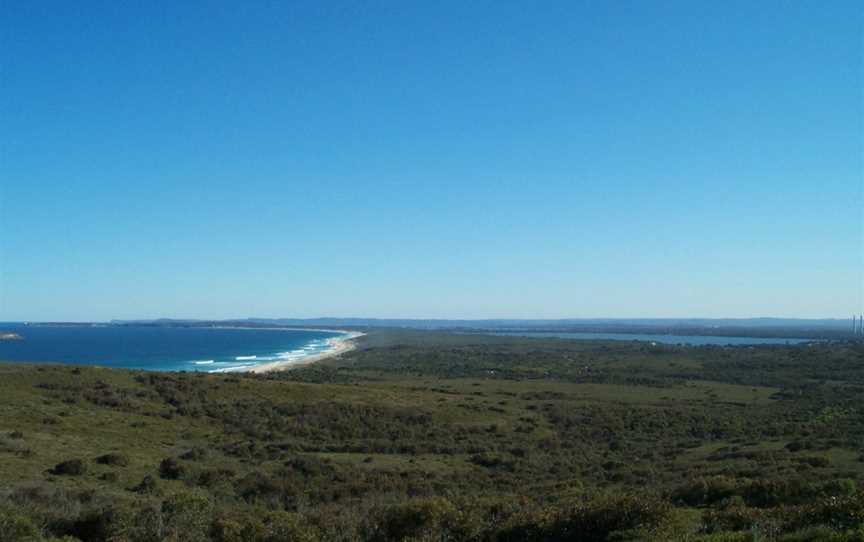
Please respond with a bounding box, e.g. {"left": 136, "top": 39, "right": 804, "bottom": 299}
{"left": 111, "top": 317, "right": 853, "bottom": 328}
{"left": 3, "top": 317, "right": 856, "bottom": 340}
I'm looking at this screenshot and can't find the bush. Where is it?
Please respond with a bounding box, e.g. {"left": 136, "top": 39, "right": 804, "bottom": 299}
{"left": 179, "top": 448, "right": 208, "bottom": 461}
{"left": 0, "top": 504, "right": 40, "bottom": 542}
{"left": 785, "top": 492, "right": 864, "bottom": 533}
{"left": 264, "top": 511, "right": 319, "bottom": 542}
{"left": 797, "top": 456, "right": 831, "bottom": 468}
{"left": 692, "top": 533, "right": 751, "bottom": 541}
{"left": 543, "top": 495, "right": 673, "bottom": 542}
{"left": 195, "top": 468, "right": 236, "bottom": 488}
{"left": 95, "top": 453, "right": 129, "bottom": 467}
{"left": 130, "top": 475, "right": 159, "bottom": 494}
{"left": 469, "top": 452, "right": 513, "bottom": 469}
{"left": 672, "top": 476, "right": 739, "bottom": 507}
{"left": 786, "top": 440, "right": 812, "bottom": 453}
{"left": 160, "top": 492, "right": 213, "bottom": 542}
{"left": 50, "top": 459, "right": 86, "bottom": 476}
{"left": 823, "top": 480, "right": 859, "bottom": 498}
{"left": 701, "top": 506, "right": 774, "bottom": 535}
{"left": 65, "top": 506, "right": 124, "bottom": 542}
{"left": 211, "top": 510, "right": 319, "bottom": 542}
{"left": 5, "top": 483, "right": 83, "bottom": 531}
{"left": 366, "top": 497, "right": 460, "bottom": 542}
{"left": 777, "top": 525, "right": 863, "bottom": 541}
{"left": 159, "top": 457, "right": 185, "bottom": 480}
{"left": 236, "top": 472, "right": 300, "bottom": 509}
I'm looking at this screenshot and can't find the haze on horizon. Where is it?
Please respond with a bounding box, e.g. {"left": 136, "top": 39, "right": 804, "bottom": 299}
{"left": 1, "top": 1, "right": 861, "bottom": 322}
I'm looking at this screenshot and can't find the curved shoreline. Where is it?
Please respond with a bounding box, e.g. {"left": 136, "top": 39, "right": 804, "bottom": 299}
{"left": 245, "top": 331, "right": 365, "bottom": 373}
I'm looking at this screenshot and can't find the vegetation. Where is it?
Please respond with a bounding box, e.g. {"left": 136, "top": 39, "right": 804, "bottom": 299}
{"left": 0, "top": 329, "right": 862, "bottom": 541}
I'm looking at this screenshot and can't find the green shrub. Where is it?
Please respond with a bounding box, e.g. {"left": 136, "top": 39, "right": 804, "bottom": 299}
{"left": 5, "top": 483, "right": 83, "bottom": 533}
{"left": 0, "top": 504, "right": 40, "bottom": 542}
{"left": 160, "top": 492, "right": 213, "bottom": 542}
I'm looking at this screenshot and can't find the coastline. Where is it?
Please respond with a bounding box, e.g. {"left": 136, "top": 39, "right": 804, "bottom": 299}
{"left": 246, "top": 331, "right": 365, "bottom": 373}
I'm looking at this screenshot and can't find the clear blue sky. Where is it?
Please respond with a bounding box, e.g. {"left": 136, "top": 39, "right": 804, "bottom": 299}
{"left": 1, "top": 1, "right": 861, "bottom": 321}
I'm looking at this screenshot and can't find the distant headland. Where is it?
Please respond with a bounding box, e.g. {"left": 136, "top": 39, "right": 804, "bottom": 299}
{"left": 9, "top": 316, "right": 859, "bottom": 340}
{"left": 53, "top": 316, "right": 864, "bottom": 340}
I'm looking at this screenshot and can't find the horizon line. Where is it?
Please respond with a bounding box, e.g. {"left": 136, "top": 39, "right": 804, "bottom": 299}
{"left": 3, "top": 316, "right": 859, "bottom": 324}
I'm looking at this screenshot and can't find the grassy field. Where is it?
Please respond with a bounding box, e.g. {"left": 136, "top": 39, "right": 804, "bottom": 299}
{"left": 0, "top": 329, "right": 862, "bottom": 541}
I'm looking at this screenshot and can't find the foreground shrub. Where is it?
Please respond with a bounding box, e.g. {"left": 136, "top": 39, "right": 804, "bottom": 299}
{"left": 692, "top": 533, "right": 752, "bottom": 541}
{"left": 365, "top": 497, "right": 460, "bottom": 542}
{"left": 4, "top": 483, "right": 84, "bottom": 534}
{"left": 64, "top": 506, "right": 122, "bottom": 542}
{"left": 499, "top": 494, "right": 673, "bottom": 542}
{"left": 700, "top": 493, "right": 864, "bottom": 539}
{"left": 161, "top": 492, "right": 213, "bottom": 542}
{"left": 212, "top": 510, "right": 319, "bottom": 542}
{"left": 777, "top": 525, "right": 864, "bottom": 541}
{"left": 0, "top": 504, "right": 40, "bottom": 542}
{"left": 782, "top": 492, "right": 864, "bottom": 533}
{"left": 546, "top": 495, "right": 673, "bottom": 541}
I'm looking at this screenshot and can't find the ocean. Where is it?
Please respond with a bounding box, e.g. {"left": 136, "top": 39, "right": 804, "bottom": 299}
{"left": 0, "top": 324, "right": 345, "bottom": 372}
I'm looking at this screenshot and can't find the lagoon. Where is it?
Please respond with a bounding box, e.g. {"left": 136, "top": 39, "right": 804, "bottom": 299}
{"left": 478, "top": 331, "right": 814, "bottom": 346}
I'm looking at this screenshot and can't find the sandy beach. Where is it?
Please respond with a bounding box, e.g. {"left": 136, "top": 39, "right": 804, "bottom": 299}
{"left": 247, "top": 330, "right": 365, "bottom": 373}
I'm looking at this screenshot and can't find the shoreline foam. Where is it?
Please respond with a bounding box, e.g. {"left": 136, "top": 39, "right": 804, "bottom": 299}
{"left": 244, "top": 330, "right": 365, "bottom": 373}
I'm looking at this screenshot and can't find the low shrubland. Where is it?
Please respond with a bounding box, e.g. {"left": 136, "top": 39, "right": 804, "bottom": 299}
{"left": 0, "top": 331, "right": 861, "bottom": 540}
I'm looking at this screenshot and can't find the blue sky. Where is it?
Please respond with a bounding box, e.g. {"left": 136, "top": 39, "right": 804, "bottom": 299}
{"left": 1, "top": 1, "right": 861, "bottom": 321}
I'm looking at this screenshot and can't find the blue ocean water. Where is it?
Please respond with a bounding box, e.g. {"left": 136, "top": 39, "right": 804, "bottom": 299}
{"left": 0, "top": 324, "right": 344, "bottom": 372}
{"left": 481, "top": 331, "right": 814, "bottom": 346}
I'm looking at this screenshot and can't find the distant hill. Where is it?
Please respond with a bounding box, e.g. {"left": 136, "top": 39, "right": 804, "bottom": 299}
{"left": 110, "top": 317, "right": 852, "bottom": 328}
{"left": 102, "top": 317, "right": 858, "bottom": 339}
